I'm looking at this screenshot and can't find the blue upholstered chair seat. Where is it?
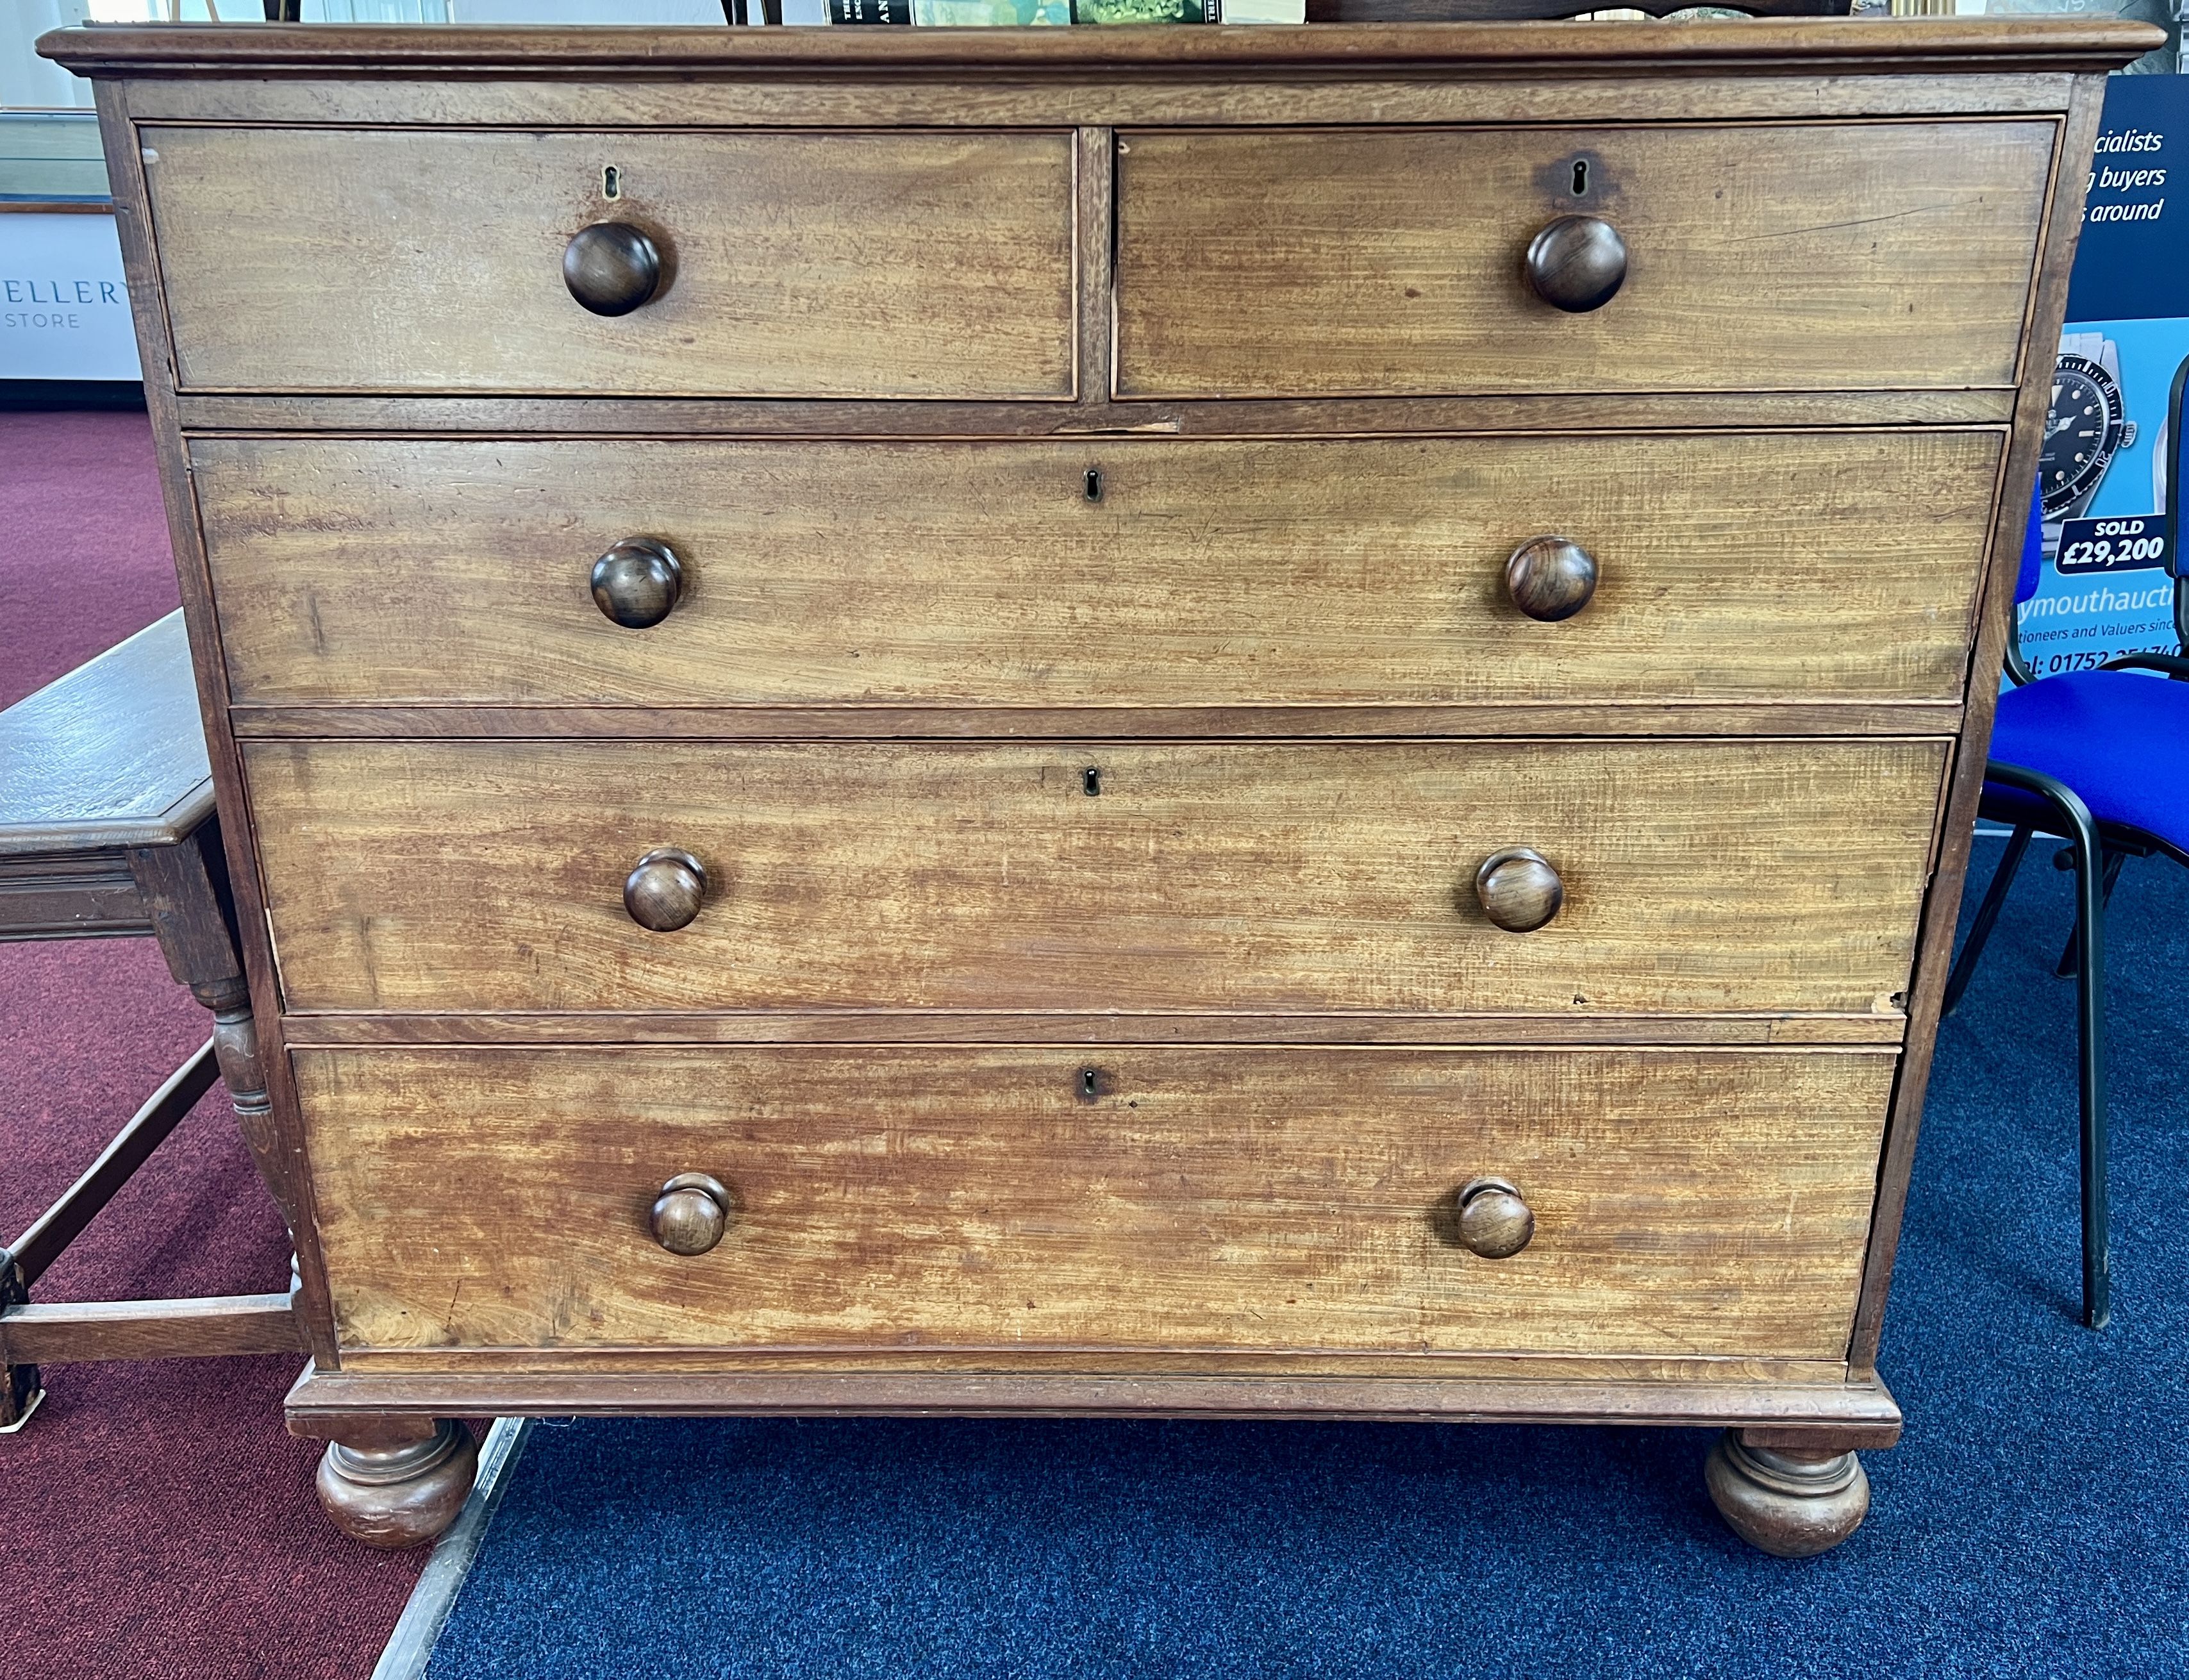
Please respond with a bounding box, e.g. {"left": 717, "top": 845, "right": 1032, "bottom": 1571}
{"left": 1984, "top": 670, "right": 2189, "bottom": 853}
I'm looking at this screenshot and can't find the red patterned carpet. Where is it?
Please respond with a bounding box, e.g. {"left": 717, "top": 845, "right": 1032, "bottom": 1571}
{"left": 2, "top": 410, "right": 426, "bottom": 1679}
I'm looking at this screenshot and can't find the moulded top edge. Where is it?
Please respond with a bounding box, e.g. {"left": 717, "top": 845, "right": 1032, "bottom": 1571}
{"left": 36, "top": 19, "right": 2163, "bottom": 81}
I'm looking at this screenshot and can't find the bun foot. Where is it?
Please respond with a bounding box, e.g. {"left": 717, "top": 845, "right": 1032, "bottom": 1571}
{"left": 314, "top": 1418, "right": 478, "bottom": 1549}
{"left": 1705, "top": 1429, "right": 1870, "bottom": 1558}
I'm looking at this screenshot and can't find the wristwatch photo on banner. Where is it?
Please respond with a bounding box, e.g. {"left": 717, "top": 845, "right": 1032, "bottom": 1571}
{"left": 2040, "top": 330, "right": 2140, "bottom": 551}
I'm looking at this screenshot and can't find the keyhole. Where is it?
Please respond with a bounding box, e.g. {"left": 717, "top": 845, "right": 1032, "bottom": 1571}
{"left": 603, "top": 165, "right": 622, "bottom": 200}
{"left": 1079, "top": 1067, "right": 1102, "bottom": 1101}
{"left": 1570, "top": 159, "right": 1588, "bottom": 197}
{"left": 1084, "top": 467, "right": 1103, "bottom": 502}
{"left": 1082, "top": 766, "right": 1101, "bottom": 797}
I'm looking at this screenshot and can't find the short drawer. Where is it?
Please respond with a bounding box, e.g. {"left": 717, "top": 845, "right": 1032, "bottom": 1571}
{"left": 140, "top": 127, "right": 1076, "bottom": 397}
{"left": 1115, "top": 122, "right": 2051, "bottom": 397}
{"left": 197, "top": 430, "right": 1999, "bottom": 709}
{"left": 246, "top": 738, "right": 1944, "bottom": 1017}
{"left": 296, "top": 1045, "right": 1892, "bottom": 1361}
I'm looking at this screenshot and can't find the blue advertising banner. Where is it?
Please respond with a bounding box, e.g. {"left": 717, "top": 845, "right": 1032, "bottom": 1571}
{"left": 2027, "top": 74, "right": 2188, "bottom": 679}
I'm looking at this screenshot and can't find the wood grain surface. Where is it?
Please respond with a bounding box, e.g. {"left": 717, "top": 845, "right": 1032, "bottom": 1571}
{"left": 243, "top": 738, "right": 1946, "bottom": 1016}
{"left": 1116, "top": 122, "right": 2052, "bottom": 397}
{"left": 38, "top": 18, "right": 2161, "bottom": 76}
{"left": 95, "top": 69, "right": 2101, "bottom": 133}
{"left": 142, "top": 127, "right": 1077, "bottom": 398}
{"left": 169, "top": 388, "right": 2026, "bottom": 435}
{"left": 284, "top": 1368, "right": 1902, "bottom": 1436}
{"left": 0, "top": 611, "right": 212, "bottom": 852}
{"left": 276, "top": 1009, "right": 1908, "bottom": 1049}
{"left": 225, "top": 701, "right": 1965, "bottom": 743}
{"left": 293, "top": 1045, "right": 1894, "bottom": 1360}
{"left": 328, "top": 1346, "right": 1853, "bottom": 1383}
{"left": 194, "top": 431, "right": 2000, "bottom": 708}
{"left": 0, "top": 1293, "right": 304, "bottom": 1365}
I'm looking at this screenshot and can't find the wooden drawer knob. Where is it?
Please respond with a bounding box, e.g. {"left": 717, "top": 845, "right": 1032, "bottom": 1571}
{"left": 563, "top": 221, "right": 662, "bottom": 316}
{"left": 590, "top": 538, "right": 684, "bottom": 629}
{"left": 650, "top": 1172, "right": 731, "bottom": 1256}
{"left": 1506, "top": 536, "right": 1598, "bottom": 622}
{"left": 1458, "top": 1177, "right": 1535, "bottom": 1259}
{"left": 624, "top": 847, "right": 707, "bottom": 933}
{"left": 1475, "top": 847, "right": 1563, "bottom": 933}
{"left": 1524, "top": 214, "right": 1627, "bottom": 313}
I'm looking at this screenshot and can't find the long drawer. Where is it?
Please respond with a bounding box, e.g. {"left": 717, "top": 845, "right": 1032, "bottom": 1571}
{"left": 197, "top": 431, "right": 2000, "bottom": 709}
{"left": 1115, "top": 122, "right": 2052, "bottom": 397}
{"left": 246, "top": 738, "right": 1945, "bottom": 1016}
{"left": 140, "top": 127, "right": 1078, "bottom": 397}
{"left": 295, "top": 1045, "right": 1892, "bottom": 1360}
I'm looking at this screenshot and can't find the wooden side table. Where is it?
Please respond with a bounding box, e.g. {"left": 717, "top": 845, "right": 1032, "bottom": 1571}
{"left": 0, "top": 611, "right": 302, "bottom": 1432}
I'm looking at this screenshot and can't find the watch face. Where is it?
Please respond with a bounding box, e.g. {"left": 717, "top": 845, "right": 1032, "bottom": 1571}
{"left": 2041, "top": 353, "right": 2127, "bottom": 518}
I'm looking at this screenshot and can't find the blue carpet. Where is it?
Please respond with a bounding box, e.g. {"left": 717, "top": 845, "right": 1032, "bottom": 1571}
{"left": 424, "top": 835, "right": 2189, "bottom": 1679}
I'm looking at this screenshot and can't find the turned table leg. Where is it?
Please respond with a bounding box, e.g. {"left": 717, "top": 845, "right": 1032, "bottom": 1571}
{"left": 1705, "top": 1428, "right": 1872, "bottom": 1557}
{"left": 128, "top": 821, "right": 303, "bottom": 1238}
{"left": 194, "top": 974, "right": 302, "bottom": 1238}
{"left": 315, "top": 1418, "right": 480, "bottom": 1549}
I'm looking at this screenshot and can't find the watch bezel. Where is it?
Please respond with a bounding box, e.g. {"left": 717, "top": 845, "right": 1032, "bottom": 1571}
{"left": 2041, "top": 352, "right": 2129, "bottom": 519}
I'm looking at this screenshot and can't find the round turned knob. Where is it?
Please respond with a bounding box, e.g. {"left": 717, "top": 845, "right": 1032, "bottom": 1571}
{"left": 1506, "top": 536, "right": 1599, "bottom": 622}
{"left": 1458, "top": 1177, "right": 1535, "bottom": 1260}
{"left": 590, "top": 538, "right": 684, "bottom": 629}
{"left": 650, "top": 1172, "right": 731, "bottom": 1256}
{"left": 563, "top": 221, "right": 662, "bottom": 316}
{"left": 624, "top": 847, "right": 707, "bottom": 933}
{"left": 1524, "top": 214, "right": 1627, "bottom": 313}
{"left": 1475, "top": 847, "right": 1564, "bottom": 933}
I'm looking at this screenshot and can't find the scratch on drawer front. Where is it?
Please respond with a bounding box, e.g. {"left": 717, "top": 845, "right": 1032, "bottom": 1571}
{"left": 1727, "top": 202, "right": 1966, "bottom": 242}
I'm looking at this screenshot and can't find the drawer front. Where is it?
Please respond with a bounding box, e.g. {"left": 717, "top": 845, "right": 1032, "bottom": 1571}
{"left": 141, "top": 127, "right": 1076, "bottom": 397}
{"left": 1115, "top": 122, "right": 2052, "bottom": 397}
{"left": 297, "top": 1045, "right": 1890, "bottom": 1360}
{"left": 199, "top": 430, "right": 1999, "bottom": 708}
{"left": 247, "top": 738, "right": 1944, "bottom": 1016}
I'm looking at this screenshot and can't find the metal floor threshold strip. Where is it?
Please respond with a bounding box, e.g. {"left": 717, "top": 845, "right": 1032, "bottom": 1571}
{"left": 373, "top": 1418, "right": 536, "bottom": 1680}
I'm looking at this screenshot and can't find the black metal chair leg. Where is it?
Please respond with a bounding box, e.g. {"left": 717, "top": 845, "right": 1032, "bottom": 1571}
{"left": 1944, "top": 825, "right": 2033, "bottom": 1016}
{"left": 2073, "top": 840, "right": 2113, "bottom": 1330}
{"left": 1985, "top": 763, "right": 2111, "bottom": 1329}
{"left": 2054, "top": 847, "right": 2127, "bottom": 979}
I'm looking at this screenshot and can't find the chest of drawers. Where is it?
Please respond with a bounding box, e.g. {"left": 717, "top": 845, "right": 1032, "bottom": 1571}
{"left": 45, "top": 16, "right": 2154, "bottom": 1556}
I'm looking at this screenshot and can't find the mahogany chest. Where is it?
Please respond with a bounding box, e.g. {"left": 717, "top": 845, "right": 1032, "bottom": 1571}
{"left": 44, "top": 16, "right": 2152, "bottom": 1553}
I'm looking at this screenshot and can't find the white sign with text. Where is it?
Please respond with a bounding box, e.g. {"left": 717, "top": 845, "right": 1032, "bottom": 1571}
{"left": 0, "top": 212, "right": 141, "bottom": 381}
